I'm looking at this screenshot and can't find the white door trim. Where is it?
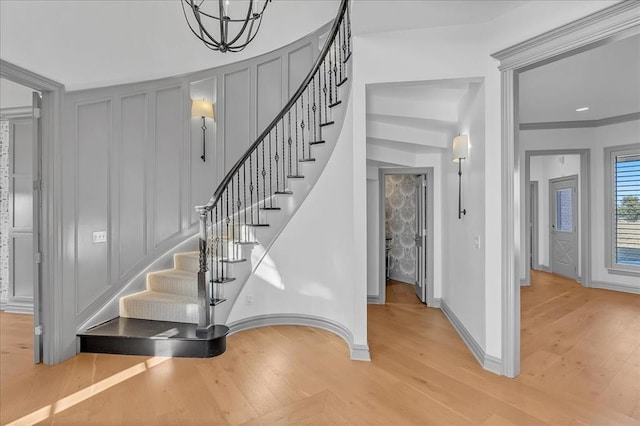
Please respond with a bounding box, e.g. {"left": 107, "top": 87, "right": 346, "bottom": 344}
{"left": 1, "top": 60, "right": 65, "bottom": 364}
{"left": 491, "top": 1, "right": 640, "bottom": 378}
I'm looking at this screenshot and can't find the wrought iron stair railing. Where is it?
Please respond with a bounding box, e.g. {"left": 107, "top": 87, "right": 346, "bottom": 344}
{"left": 194, "top": 0, "right": 351, "bottom": 336}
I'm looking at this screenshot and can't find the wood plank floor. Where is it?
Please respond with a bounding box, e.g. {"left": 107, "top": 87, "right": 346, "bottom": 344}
{"left": 1, "top": 272, "right": 638, "bottom": 425}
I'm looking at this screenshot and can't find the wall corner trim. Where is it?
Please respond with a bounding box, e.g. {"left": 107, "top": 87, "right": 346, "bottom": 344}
{"left": 227, "top": 313, "right": 371, "bottom": 362}
{"left": 440, "top": 300, "right": 502, "bottom": 376}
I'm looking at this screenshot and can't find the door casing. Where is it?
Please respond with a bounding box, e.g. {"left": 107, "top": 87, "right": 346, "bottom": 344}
{"left": 1, "top": 60, "right": 64, "bottom": 365}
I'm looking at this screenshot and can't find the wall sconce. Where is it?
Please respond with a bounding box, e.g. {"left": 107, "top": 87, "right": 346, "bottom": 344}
{"left": 453, "top": 134, "right": 469, "bottom": 219}
{"left": 191, "top": 99, "right": 215, "bottom": 162}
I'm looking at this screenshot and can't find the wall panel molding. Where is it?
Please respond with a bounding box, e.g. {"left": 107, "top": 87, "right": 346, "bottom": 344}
{"left": 74, "top": 98, "right": 112, "bottom": 316}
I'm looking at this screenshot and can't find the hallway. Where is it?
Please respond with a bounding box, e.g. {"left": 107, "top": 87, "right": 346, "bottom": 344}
{"left": 1, "top": 274, "right": 638, "bottom": 424}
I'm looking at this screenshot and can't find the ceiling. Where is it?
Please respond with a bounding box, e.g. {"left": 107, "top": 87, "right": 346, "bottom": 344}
{"left": 519, "top": 34, "right": 640, "bottom": 123}
{"left": 0, "top": 0, "right": 340, "bottom": 91}
{"left": 351, "top": 1, "right": 522, "bottom": 35}
{"left": 0, "top": 1, "right": 525, "bottom": 91}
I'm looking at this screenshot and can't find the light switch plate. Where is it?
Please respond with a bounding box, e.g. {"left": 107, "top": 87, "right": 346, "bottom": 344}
{"left": 93, "top": 231, "right": 107, "bottom": 243}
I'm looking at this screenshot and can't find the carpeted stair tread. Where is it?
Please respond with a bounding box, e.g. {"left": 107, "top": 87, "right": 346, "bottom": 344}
{"left": 120, "top": 290, "right": 198, "bottom": 324}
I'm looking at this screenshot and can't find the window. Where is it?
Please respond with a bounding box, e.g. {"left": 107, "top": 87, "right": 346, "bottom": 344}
{"left": 604, "top": 144, "right": 640, "bottom": 276}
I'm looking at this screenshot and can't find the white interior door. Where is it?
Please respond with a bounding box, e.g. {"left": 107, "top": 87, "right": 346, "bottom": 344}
{"left": 414, "top": 175, "right": 427, "bottom": 303}
{"left": 550, "top": 175, "right": 578, "bottom": 280}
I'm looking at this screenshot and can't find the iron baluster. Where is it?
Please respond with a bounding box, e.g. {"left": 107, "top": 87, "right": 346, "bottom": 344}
{"left": 243, "top": 163, "right": 247, "bottom": 240}
{"left": 287, "top": 111, "right": 292, "bottom": 177}
{"left": 249, "top": 153, "right": 254, "bottom": 224}
{"left": 268, "top": 132, "right": 274, "bottom": 207}
{"left": 274, "top": 125, "right": 280, "bottom": 192}
{"left": 295, "top": 100, "right": 299, "bottom": 175}
{"left": 312, "top": 76, "right": 318, "bottom": 143}
{"left": 261, "top": 140, "right": 266, "bottom": 210}
{"left": 306, "top": 86, "right": 311, "bottom": 157}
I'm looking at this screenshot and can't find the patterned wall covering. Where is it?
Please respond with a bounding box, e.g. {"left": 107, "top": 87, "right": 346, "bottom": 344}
{"left": 385, "top": 174, "right": 416, "bottom": 284}
{"left": 0, "top": 120, "right": 9, "bottom": 307}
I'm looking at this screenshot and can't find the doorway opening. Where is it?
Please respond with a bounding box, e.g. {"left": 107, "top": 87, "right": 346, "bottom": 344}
{"left": 1, "top": 60, "right": 64, "bottom": 364}
{"left": 378, "top": 167, "right": 434, "bottom": 306}
{"left": 524, "top": 151, "right": 589, "bottom": 286}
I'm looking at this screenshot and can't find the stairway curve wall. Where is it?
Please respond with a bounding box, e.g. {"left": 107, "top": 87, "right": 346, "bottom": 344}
{"left": 226, "top": 94, "right": 370, "bottom": 360}
{"left": 59, "top": 22, "right": 331, "bottom": 360}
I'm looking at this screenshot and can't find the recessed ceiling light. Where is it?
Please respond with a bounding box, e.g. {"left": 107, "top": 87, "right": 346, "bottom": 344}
{"left": 576, "top": 106, "right": 590, "bottom": 112}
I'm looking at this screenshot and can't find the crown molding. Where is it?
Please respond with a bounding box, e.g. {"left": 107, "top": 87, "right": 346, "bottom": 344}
{"left": 520, "top": 111, "right": 640, "bottom": 130}
{"left": 491, "top": 1, "right": 640, "bottom": 72}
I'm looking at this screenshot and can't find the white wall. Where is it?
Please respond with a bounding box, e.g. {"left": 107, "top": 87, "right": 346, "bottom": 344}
{"left": 352, "top": 0, "right": 617, "bottom": 363}
{"left": 529, "top": 154, "right": 581, "bottom": 269}
{"left": 442, "top": 82, "right": 486, "bottom": 348}
{"left": 520, "top": 120, "right": 640, "bottom": 292}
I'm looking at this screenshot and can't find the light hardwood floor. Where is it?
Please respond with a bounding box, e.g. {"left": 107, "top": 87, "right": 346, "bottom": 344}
{"left": 1, "top": 272, "right": 638, "bottom": 425}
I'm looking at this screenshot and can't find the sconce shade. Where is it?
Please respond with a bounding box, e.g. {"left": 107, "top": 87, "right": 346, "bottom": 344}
{"left": 191, "top": 99, "right": 215, "bottom": 120}
{"left": 452, "top": 134, "right": 469, "bottom": 162}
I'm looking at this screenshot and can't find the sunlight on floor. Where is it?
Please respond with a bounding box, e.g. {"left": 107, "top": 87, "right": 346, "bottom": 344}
{"left": 6, "top": 356, "right": 170, "bottom": 426}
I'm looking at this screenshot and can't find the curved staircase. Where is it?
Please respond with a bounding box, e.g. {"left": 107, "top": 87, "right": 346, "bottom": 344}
{"left": 79, "top": 0, "right": 352, "bottom": 358}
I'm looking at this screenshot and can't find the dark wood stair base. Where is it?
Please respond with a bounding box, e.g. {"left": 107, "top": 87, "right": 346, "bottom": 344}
{"left": 78, "top": 317, "right": 229, "bottom": 358}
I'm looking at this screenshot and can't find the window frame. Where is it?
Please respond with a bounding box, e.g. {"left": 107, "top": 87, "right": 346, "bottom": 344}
{"left": 604, "top": 143, "right": 640, "bottom": 277}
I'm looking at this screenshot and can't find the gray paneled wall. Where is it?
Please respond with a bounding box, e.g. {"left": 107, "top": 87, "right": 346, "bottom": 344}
{"left": 60, "top": 23, "right": 326, "bottom": 359}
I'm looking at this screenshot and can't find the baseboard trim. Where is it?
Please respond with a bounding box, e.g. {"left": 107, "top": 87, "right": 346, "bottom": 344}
{"left": 520, "top": 278, "right": 530, "bottom": 286}
{"left": 429, "top": 297, "right": 441, "bottom": 308}
{"left": 591, "top": 280, "right": 640, "bottom": 295}
{"left": 440, "top": 300, "right": 501, "bottom": 376}
{"left": 484, "top": 354, "right": 502, "bottom": 375}
{"left": 367, "top": 295, "right": 382, "bottom": 304}
{"left": 227, "top": 314, "right": 371, "bottom": 361}
{"left": 536, "top": 265, "right": 551, "bottom": 273}
{"left": 4, "top": 301, "right": 34, "bottom": 314}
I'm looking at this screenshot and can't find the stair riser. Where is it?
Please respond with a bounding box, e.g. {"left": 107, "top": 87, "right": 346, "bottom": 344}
{"left": 119, "top": 298, "right": 198, "bottom": 324}
{"left": 147, "top": 273, "right": 197, "bottom": 298}
{"left": 173, "top": 253, "right": 199, "bottom": 273}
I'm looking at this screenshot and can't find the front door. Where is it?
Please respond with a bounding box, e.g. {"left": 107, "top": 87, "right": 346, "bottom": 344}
{"left": 414, "top": 175, "right": 427, "bottom": 302}
{"left": 550, "top": 175, "right": 578, "bottom": 280}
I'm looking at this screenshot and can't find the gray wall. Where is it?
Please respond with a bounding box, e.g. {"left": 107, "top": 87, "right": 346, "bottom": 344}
{"left": 60, "top": 24, "right": 326, "bottom": 359}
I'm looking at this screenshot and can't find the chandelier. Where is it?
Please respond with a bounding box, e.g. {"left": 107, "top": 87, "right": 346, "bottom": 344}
{"left": 182, "top": 0, "right": 272, "bottom": 53}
